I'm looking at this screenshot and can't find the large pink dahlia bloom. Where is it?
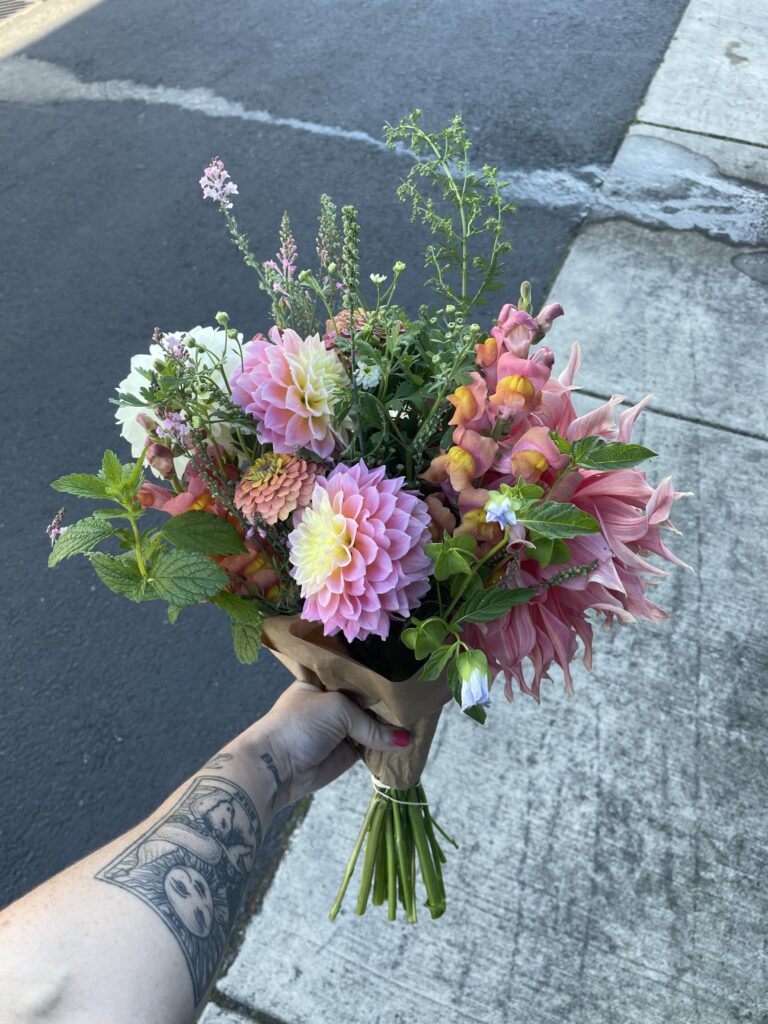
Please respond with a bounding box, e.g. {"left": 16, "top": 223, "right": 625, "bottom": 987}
{"left": 288, "top": 461, "right": 432, "bottom": 642}
{"left": 230, "top": 327, "right": 350, "bottom": 458}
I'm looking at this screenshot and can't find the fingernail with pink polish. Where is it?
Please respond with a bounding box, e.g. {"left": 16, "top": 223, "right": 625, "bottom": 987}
{"left": 392, "top": 729, "right": 411, "bottom": 748}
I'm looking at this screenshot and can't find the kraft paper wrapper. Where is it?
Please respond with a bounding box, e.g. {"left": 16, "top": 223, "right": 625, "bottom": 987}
{"left": 262, "top": 616, "right": 451, "bottom": 790}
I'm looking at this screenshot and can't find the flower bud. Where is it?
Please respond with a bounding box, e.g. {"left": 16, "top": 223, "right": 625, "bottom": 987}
{"left": 145, "top": 443, "right": 175, "bottom": 479}
{"left": 327, "top": 261, "right": 338, "bottom": 274}
{"left": 297, "top": 269, "right": 312, "bottom": 283}
{"left": 215, "top": 310, "right": 230, "bottom": 327}
{"left": 518, "top": 281, "right": 532, "bottom": 313}
{"left": 392, "top": 260, "right": 406, "bottom": 274}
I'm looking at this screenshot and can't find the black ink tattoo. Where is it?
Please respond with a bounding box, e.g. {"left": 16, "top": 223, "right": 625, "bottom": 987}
{"left": 259, "top": 752, "right": 282, "bottom": 794}
{"left": 96, "top": 776, "right": 262, "bottom": 1005}
{"left": 203, "top": 751, "right": 234, "bottom": 771}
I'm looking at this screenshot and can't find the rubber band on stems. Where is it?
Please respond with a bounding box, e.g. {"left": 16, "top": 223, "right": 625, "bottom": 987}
{"left": 370, "top": 775, "right": 429, "bottom": 806}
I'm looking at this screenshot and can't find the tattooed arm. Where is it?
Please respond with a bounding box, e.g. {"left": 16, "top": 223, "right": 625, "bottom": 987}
{"left": 0, "top": 682, "right": 408, "bottom": 1024}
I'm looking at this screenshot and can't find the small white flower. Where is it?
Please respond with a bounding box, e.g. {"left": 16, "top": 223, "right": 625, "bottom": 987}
{"left": 369, "top": 273, "right": 387, "bottom": 285}
{"left": 460, "top": 667, "right": 491, "bottom": 711}
{"left": 354, "top": 361, "right": 382, "bottom": 390}
{"left": 115, "top": 325, "right": 242, "bottom": 478}
{"left": 484, "top": 490, "right": 518, "bottom": 528}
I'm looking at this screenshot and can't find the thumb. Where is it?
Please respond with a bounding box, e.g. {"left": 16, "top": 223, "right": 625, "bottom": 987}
{"left": 335, "top": 694, "right": 411, "bottom": 752}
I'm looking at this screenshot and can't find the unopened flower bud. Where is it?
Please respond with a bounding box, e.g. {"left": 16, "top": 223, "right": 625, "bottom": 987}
{"left": 392, "top": 261, "right": 406, "bottom": 274}
{"left": 445, "top": 304, "right": 456, "bottom": 314}
{"left": 215, "top": 311, "right": 230, "bottom": 327}
{"left": 327, "top": 261, "right": 338, "bottom": 274}
{"left": 518, "top": 281, "right": 532, "bottom": 313}
{"left": 146, "top": 443, "right": 175, "bottom": 479}
{"left": 297, "top": 269, "right": 312, "bottom": 283}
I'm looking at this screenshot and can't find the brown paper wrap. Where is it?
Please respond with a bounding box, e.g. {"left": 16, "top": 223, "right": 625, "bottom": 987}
{"left": 262, "top": 616, "right": 451, "bottom": 789}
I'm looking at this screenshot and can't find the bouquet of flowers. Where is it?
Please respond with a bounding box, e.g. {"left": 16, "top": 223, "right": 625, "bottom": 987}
{"left": 47, "top": 112, "right": 686, "bottom": 923}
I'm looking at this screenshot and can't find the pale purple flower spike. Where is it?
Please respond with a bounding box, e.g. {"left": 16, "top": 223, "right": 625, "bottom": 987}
{"left": 199, "top": 158, "right": 239, "bottom": 210}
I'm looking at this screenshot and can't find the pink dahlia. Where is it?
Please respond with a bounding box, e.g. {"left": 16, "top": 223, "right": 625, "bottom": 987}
{"left": 230, "top": 327, "right": 350, "bottom": 458}
{"left": 288, "top": 461, "right": 432, "bottom": 642}
{"left": 235, "top": 452, "right": 319, "bottom": 526}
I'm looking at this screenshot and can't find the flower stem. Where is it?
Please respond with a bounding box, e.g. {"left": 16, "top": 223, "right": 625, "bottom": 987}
{"left": 356, "top": 799, "right": 387, "bottom": 915}
{"left": 328, "top": 792, "right": 379, "bottom": 921}
{"left": 392, "top": 794, "right": 417, "bottom": 923}
{"left": 408, "top": 796, "right": 445, "bottom": 919}
{"left": 385, "top": 809, "right": 397, "bottom": 921}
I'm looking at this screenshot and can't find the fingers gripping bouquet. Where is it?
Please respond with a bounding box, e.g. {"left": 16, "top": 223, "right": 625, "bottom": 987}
{"left": 48, "top": 112, "right": 688, "bottom": 922}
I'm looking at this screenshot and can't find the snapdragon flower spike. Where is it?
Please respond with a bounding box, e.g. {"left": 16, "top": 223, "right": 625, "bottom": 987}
{"left": 199, "top": 157, "right": 239, "bottom": 209}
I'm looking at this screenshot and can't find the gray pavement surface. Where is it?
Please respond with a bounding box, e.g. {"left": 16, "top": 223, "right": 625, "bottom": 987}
{"left": 0, "top": 0, "right": 689, "bottom": 907}
{"left": 202, "top": 1, "right": 768, "bottom": 1021}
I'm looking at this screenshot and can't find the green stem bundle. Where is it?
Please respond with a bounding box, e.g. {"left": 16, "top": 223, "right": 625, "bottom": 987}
{"left": 328, "top": 783, "right": 455, "bottom": 923}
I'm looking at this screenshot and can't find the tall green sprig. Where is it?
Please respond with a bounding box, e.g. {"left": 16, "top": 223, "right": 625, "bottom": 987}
{"left": 384, "top": 110, "right": 516, "bottom": 313}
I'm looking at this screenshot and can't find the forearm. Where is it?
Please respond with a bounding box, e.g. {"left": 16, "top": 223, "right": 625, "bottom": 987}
{"left": 0, "top": 721, "right": 281, "bottom": 1024}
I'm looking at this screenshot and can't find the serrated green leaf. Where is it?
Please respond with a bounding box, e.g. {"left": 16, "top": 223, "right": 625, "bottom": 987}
{"left": 161, "top": 510, "right": 246, "bottom": 556}
{"left": 167, "top": 605, "right": 183, "bottom": 624}
{"left": 571, "top": 436, "right": 657, "bottom": 470}
{"left": 149, "top": 549, "right": 228, "bottom": 605}
{"left": 456, "top": 586, "right": 537, "bottom": 624}
{"left": 211, "top": 591, "right": 263, "bottom": 624}
{"left": 51, "top": 473, "right": 111, "bottom": 499}
{"left": 49, "top": 516, "right": 115, "bottom": 567}
{"left": 232, "top": 620, "right": 263, "bottom": 664}
{"left": 101, "top": 450, "right": 123, "bottom": 484}
{"left": 89, "top": 552, "right": 151, "bottom": 602}
{"left": 517, "top": 501, "right": 600, "bottom": 539}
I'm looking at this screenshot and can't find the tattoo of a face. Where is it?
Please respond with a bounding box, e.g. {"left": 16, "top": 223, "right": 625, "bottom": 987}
{"left": 96, "top": 776, "right": 262, "bottom": 1005}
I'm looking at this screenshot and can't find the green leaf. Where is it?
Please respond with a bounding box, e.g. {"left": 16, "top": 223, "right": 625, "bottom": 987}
{"left": 92, "top": 507, "right": 133, "bottom": 519}
{"left": 101, "top": 450, "right": 123, "bottom": 485}
{"left": 231, "top": 620, "right": 263, "bottom": 664}
{"left": 420, "top": 644, "right": 456, "bottom": 681}
{"left": 551, "top": 539, "right": 572, "bottom": 565}
{"left": 161, "top": 510, "right": 246, "bottom": 556}
{"left": 167, "top": 605, "right": 183, "bottom": 624}
{"left": 49, "top": 516, "right": 114, "bottom": 567}
{"left": 210, "top": 592, "right": 264, "bottom": 663}
{"left": 51, "top": 473, "right": 111, "bottom": 500}
{"left": 551, "top": 431, "right": 572, "bottom": 455}
{"left": 464, "top": 705, "right": 488, "bottom": 725}
{"left": 456, "top": 586, "right": 537, "bottom": 623}
{"left": 571, "top": 436, "right": 657, "bottom": 471}
{"left": 149, "top": 549, "right": 228, "bottom": 605}
{"left": 210, "top": 591, "right": 264, "bottom": 624}
{"left": 529, "top": 537, "right": 555, "bottom": 568}
{"left": 89, "top": 552, "right": 151, "bottom": 602}
{"left": 517, "top": 501, "right": 600, "bottom": 539}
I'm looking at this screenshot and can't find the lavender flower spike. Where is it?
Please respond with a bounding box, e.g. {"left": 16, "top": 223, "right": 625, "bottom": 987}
{"left": 199, "top": 157, "right": 239, "bottom": 210}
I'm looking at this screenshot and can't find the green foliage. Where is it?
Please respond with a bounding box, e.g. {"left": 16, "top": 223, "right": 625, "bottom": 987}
{"left": 425, "top": 533, "right": 477, "bottom": 581}
{"left": 149, "top": 549, "right": 228, "bottom": 605}
{"left": 51, "top": 473, "right": 112, "bottom": 500}
{"left": 401, "top": 617, "right": 448, "bottom": 660}
{"left": 48, "top": 517, "right": 114, "bottom": 567}
{"left": 571, "top": 436, "right": 657, "bottom": 470}
{"left": 419, "top": 642, "right": 458, "bottom": 681}
{"left": 89, "top": 552, "right": 152, "bottom": 603}
{"left": 515, "top": 500, "right": 600, "bottom": 539}
{"left": 383, "top": 110, "right": 516, "bottom": 311}
{"left": 211, "top": 592, "right": 264, "bottom": 664}
{"left": 456, "top": 586, "right": 537, "bottom": 624}
{"left": 160, "top": 510, "right": 246, "bottom": 556}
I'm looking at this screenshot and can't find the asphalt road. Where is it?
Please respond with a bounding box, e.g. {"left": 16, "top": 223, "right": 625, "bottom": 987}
{"left": 0, "top": 0, "right": 688, "bottom": 906}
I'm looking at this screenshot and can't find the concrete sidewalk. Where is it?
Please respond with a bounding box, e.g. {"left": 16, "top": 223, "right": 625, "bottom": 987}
{"left": 203, "top": 2, "right": 768, "bottom": 1020}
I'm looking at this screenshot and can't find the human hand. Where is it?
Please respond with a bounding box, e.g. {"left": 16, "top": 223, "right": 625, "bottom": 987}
{"left": 258, "top": 681, "right": 410, "bottom": 810}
